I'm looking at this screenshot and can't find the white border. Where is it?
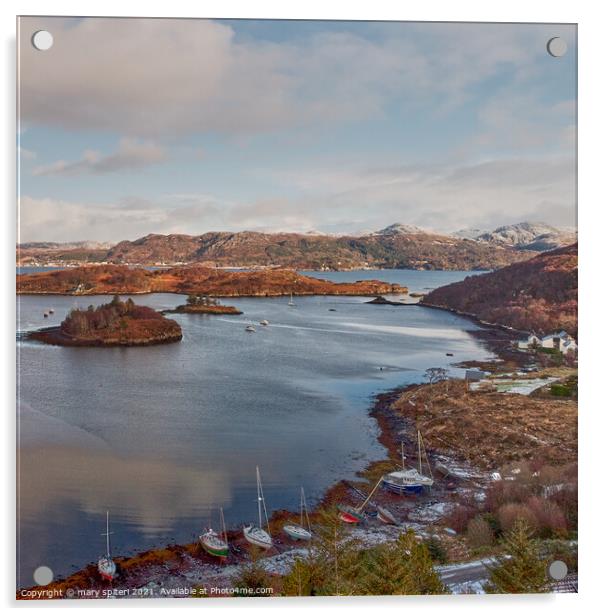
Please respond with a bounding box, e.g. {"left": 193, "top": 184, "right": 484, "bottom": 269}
{"left": 2, "top": 1, "right": 599, "bottom": 614}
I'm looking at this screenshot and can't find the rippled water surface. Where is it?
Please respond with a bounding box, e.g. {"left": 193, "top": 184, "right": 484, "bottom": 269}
{"left": 17, "top": 269, "right": 490, "bottom": 586}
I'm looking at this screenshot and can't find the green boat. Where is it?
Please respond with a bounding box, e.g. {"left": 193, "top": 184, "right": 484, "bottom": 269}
{"left": 200, "top": 508, "right": 229, "bottom": 559}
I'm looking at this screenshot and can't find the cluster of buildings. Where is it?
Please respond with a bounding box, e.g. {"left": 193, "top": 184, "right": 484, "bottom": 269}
{"left": 517, "top": 330, "right": 577, "bottom": 355}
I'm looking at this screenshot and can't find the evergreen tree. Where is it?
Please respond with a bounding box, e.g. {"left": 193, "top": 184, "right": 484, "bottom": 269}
{"left": 232, "top": 546, "right": 273, "bottom": 597}
{"left": 348, "top": 528, "right": 445, "bottom": 595}
{"left": 485, "top": 518, "right": 549, "bottom": 594}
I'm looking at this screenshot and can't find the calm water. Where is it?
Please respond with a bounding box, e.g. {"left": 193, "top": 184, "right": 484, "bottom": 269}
{"left": 16, "top": 269, "right": 489, "bottom": 586}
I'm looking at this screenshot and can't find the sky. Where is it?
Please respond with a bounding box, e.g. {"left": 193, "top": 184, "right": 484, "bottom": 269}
{"left": 18, "top": 17, "right": 577, "bottom": 243}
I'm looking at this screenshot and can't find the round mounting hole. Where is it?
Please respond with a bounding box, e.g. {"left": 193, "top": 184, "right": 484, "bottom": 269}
{"left": 547, "top": 37, "right": 567, "bottom": 58}
{"left": 32, "top": 30, "right": 53, "bottom": 51}
{"left": 33, "top": 565, "right": 54, "bottom": 586}
{"left": 548, "top": 560, "right": 568, "bottom": 580}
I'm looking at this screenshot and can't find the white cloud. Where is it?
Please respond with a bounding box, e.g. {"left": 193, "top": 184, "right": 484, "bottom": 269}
{"left": 18, "top": 17, "right": 575, "bottom": 138}
{"left": 19, "top": 156, "right": 575, "bottom": 242}
{"left": 32, "top": 138, "right": 166, "bottom": 176}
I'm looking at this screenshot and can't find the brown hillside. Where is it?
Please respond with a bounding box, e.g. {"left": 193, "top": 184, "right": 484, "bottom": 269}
{"left": 16, "top": 264, "right": 406, "bottom": 297}
{"left": 423, "top": 243, "right": 577, "bottom": 337}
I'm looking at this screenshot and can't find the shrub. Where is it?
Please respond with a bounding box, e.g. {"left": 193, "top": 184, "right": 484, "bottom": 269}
{"left": 526, "top": 496, "right": 568, "bottom": 538}
{"left": 497, "top": 503, "right": 539, "bottom": 534}
{"left": 466, "top": 516, "right": 495, "bottom": 549}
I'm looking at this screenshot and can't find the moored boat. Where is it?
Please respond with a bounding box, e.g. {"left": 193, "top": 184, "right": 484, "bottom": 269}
{"left": 283, "top": 487, "right": 312, "bottom": 541}
{"left": 243, "top": 466, "right": 273, "bottom": 550}
{"left": 97, "top": 511, "right": 117, "bottom": 581}
{"left": 288, "top": 293, "right": 295, "bottom": 307}
{"left": 337, "top": 503, "right": 363, "bottom": 524}
{"left": 376, "top": 505, "right": 399, "bottom": 525}
{"left": 383, "top": 433, "right": 434, "bottom": 495}
{"left": 200, "top": 508, "right": 229, "bottom": 559}
{"left": 338, "top": 476, "right": 383, "bottom": 524}
{"left": 245, "top": 325, "right": 256, "bottom": 332}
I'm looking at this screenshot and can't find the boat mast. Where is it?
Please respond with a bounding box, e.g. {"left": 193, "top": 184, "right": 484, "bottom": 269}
{"left": 401, "top": 442, "right": 405, "bottom": 470}
{"left": 417, "top": 431, "right": 423, "bottom": 475}
{"left": 358, "top": 476, "right": 383, "bottom": 513}
{"left": 256, "top": 466, "right": 262, "bottom": 528}
{"left": 301, "top": 487, "right": 311, "bottom": 532}
{"left": 101, "top": 510, "right": 113, "bottom": 557}
{"left": 220, "top": 507, "right": 228, "bottom": 544}
{"left": 419, "top": 431, "right": 433, "bottom": 479}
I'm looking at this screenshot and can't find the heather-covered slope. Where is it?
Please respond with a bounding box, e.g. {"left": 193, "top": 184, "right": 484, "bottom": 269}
{"left": 423, "top": 244, "right": 577, "bottom": 336}
{"left": 16, "top": 264, "right": 406, "bottom": 297}
{"left": 18, "top": 228, "right": 535, "bottom": 271}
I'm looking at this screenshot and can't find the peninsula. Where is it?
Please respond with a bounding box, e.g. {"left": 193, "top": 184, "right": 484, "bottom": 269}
{"left": 16, "top": 264, "right": 406, "bottom": 297}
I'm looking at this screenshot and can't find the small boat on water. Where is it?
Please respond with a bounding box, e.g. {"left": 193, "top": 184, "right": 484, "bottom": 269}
{"left": 97, "top": 511, "right": 117, "bottom": 581}
{"left": 43, "top": 312, "right": 49, "bottom": 318}
{"left": 243, "top": 467, "right": 273, "bottom": 549}
{"left": 200, "top": 507, "right": 229, "bottom": 559}
{"left": 338, "top": 476, "right": 383, "bottom": 524}
{"left": 259, "top": 320, "right": 269, "bottom": 326}
{"left": 288, "top": 293, "right": 296, "bottom": 307}
{"left": 283, "top": 487, "right": 312, "bottom": 541}
{"left": 376, "top": 505, "right": 399, "bottom": 525}
{"left": 382, "top": 434, "right": 434, "bottom": 495}
{"left": 245, "top": 325, "right": 256, "bottom": 332}
{"left": 49, "top": 308, "right": 55, "bottom": 314}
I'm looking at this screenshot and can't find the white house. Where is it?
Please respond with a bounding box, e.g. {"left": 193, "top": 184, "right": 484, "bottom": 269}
{"left": 517, "top": 334, "right": 541, "bottom": 350}
{"left": 541, "top": 331, "right": 577, "bottom": 355}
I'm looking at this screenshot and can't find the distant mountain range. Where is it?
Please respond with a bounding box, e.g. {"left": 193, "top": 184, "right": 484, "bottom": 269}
{"left": 17, "top": 221, "right": 576, "bottom": 271}
{"left": 451, "top": 222, "right": 576, "bottom": 252}
{"left": 424, "top": 243, "right": 577, "bottom": 336}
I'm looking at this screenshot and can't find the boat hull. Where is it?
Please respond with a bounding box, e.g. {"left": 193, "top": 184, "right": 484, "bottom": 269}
{"left": 376, "top": 506, "right": 399, "bottom": 525}
{"left": 283, "top": 524, "right": 312, "bottom": 541}
{"left": 200, "top": 535, "right": 229, "bottom": 558}
{"left": 243, "top": 526, "right": 273, "bottom": 549}
{"left": 337, "top": 505, "right": 363, "bottom": 524}
{"left": 98, "top": 557, "right": 116, "bottom": 581}
{"left": 382, "top": 480, "right": 424, "bottom": 495}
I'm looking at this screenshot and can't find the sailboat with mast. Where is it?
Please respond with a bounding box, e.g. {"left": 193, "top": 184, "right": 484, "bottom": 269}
{"left": 199, "top": 507, "right": 229, "bottom": 559}
{"left": 97, "top": 511, "right": 117, "bottom": 581}
{"left": 382, "top": 431, "right": 434, "bottom": 495}
{"left": 243, "top": 467, "right": 273, "bottom": 549}
{"left": 283, "top": 487, "right": 312, "bottom": 541}
{"left": 338, "top": 476, "right": 383, "bottom": 524}
{"left": 288, "top": 293, "right": 296, "bottom": 307}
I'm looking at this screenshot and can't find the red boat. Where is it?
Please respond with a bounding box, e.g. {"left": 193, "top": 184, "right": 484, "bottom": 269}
{"left": 337, "top": 504, "right": 363, "bottom": 524}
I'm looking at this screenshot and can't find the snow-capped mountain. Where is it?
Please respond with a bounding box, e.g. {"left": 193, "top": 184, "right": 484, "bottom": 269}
{"left": 474, "top": 222, "right": 576, "bottom": 251}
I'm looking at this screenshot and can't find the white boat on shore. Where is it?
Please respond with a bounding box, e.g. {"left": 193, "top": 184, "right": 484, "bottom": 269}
{"left": 283, "top": 487, "right": 312, "bottom": 541}
{"left": 243, "top": 467, "right": 273, "bottom": 550}
{"left": 97, "top": 511, "right": 117, "bottom": 581}
{"left": 382, "top": 433, "right": 434, "bottom": 495}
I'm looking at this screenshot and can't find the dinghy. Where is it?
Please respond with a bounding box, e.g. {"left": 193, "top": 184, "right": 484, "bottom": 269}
{"left": 376, "top": 505, "right": 399, "bottom": 525}
{"left": 243, "top": 467, "right": 273, "bottom": 549}
{"left": 283, "top": 487, "right": 312, "bottom": 541}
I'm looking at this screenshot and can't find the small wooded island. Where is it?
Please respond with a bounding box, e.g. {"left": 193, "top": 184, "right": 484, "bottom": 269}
{"left": 165, "top": 294, "right": 243, "bottom": 315}
{"left": 28, "top": 296, "right": 182, "bottom": 347}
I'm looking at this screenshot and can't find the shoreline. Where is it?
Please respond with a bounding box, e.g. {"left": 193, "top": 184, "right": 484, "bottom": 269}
{"left": 18, "top": 323, "right": 522, "bottom": 598}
